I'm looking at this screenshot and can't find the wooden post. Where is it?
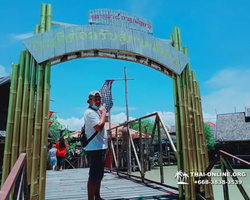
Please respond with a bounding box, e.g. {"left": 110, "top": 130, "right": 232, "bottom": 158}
{"left": 220, "top": 156, "right": 229, "bottom": 199}
{"left": 157, "top": 119, "right": 164, "bottom": 184}
{"left": 139, "top": 119, "right": 143, "bottom": 176}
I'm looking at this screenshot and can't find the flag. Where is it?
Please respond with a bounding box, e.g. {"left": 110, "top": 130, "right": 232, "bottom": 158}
{"left": 49, "top": 111, "right": 54, "bottom": 119}
{"left": 99, "top": 80, "right": 114, "bottom": 113}
{"left": 48, "top": 121, "right": 53, "bottom": 127}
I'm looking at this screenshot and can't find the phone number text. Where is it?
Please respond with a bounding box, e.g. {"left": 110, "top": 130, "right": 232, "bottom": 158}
{"left": 194, "top": 180, "right": 243, "bottom": 185}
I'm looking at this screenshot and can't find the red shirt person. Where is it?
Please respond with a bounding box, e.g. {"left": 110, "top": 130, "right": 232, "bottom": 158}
{"left": 55, "top": 137, "right": 67, "bottom": 171}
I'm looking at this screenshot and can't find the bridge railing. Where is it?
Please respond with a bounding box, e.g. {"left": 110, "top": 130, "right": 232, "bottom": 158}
{"left": 105, "top": 112, "right": 178, "bottom": 191}
{"left": 0, "top": 153, "right": 29, "bottom": 200}
{"left": 197, "top": 150, "right": 250, "bottom": 200}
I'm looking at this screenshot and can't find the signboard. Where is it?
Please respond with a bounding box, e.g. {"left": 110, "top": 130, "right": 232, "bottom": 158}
{"left": 22, "top": 25, "right": 189, "bottom": 75}
{"left": 88, "top": 9, "right": 153, "bottom": 34}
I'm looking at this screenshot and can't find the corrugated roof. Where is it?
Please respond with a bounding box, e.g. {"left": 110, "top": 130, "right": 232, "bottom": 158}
{"left": 215, "top": 112, "right": 250, "bottom": 142}
{"left": 0, "top": 76, "right": 10, "bottom": 86}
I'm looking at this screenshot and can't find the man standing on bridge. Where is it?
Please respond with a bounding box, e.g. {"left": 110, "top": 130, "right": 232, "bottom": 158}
{"left": 84, "top": 90, "right": 108, "bottom": 200}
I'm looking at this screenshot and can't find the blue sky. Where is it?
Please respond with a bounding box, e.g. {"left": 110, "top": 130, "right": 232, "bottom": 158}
{"left": 1, "top": 0, "right": 250, "bottom": 130}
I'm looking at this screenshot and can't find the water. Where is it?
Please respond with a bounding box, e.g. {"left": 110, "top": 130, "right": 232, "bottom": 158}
{"left": 133, "top": 166, "right": 250, "bottom": 199}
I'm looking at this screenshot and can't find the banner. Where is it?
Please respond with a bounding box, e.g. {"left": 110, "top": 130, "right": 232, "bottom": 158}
{"left": 99, "top": 80, "right": 114, "bottom": 113}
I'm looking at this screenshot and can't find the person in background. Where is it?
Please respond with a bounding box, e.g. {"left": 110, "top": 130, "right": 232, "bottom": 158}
{"left": 55, "top": 136, "right": 67, "bottom": 171}
{"left": 48, "top": 143, "right": 57, "bottom": 170}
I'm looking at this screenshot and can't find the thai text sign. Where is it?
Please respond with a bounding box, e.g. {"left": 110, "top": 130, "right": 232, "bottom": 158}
{"left": 22, "top": 25, "right": 189, "bottom": 75}
{"left": 88, "top": 9, "right": 153, "bottom": 34}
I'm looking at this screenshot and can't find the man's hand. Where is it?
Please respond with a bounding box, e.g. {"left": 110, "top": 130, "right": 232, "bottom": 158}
{"left": 99, "top": 103, "right": 107, "bottom": 114}
{"left": 94, "top": 104, "right": 107, "bottom": 132}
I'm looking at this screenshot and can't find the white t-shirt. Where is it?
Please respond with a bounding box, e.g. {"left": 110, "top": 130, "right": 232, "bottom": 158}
{"left": 84, "top": 108, "right": 108, "bottom": 151}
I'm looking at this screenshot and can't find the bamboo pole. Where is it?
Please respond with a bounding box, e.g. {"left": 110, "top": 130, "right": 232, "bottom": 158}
{"left": 171, "top": 31, "right": 183, "bottom": 197}
{"left": 39, "top": 4, "right": 52, "bottom": 199}
{"left": 173, "top": 26, "right": 189, "bottom": 199}
{"left": 190, "top": 70, "right": 202, "bottom": 175}
{"left": 26, "top": 24, "right": 39, "bottom": 185}
{"left": 30, "top": 4, "right": 46, "bottom": 199}
{"left": 197, "top": 81, "right": 214, "bottom": 199}
{"left": 177, "top": 27, "right": 195, "bottom": 199}
{"left": 30, "top": 63, "right": 44, "bottom": 199}
{"left": 39, "top": 61, "right": 51, "bottom": 200}
{"left": 183, "top": 47, "right": 198, "bottom": 174}
{"left": 192, "top": 72, "right": 206, "bottom": 195}
{"left": 11, "top": 51, "right": 26, "bottom": 169}
{"left": 19, "top": 50, "right": 30, "bottom": 154}
{"left": 1, "top": 63, "right": 19, "bottom": 186}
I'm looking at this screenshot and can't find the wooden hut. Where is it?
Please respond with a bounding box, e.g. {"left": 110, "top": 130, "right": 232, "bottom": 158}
{"left": 214, "top": 110, "right": 250, "bottom": 164}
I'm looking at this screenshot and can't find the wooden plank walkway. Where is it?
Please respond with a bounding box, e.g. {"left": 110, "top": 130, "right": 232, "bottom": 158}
{"left": 45, "top": 168, "right": 179, "bottom": 200}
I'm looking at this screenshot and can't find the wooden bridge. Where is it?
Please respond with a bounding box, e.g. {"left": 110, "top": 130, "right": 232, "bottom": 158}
{"left": 1, "top": 3, "right": 250, "bottom": 200}
{"left": 1, "top": 150, "right": 250, "bottom": 200}
{"left": 45, "top": 168, "right": 179, "bottom": 200}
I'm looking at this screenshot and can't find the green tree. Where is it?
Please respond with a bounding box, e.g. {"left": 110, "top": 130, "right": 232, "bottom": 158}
{"left": 204, "top": 123, "right": 216, "bottom": 151}
{"left": 49, "top": 115, "right": 64, "bottom": 140}
{"left": 49, "top": 115, "right": 79, "bottom": 159}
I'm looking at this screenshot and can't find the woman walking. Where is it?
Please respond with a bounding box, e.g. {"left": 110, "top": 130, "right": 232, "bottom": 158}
{"left": 55, "top": 136, "right": 67, "bottom": 171}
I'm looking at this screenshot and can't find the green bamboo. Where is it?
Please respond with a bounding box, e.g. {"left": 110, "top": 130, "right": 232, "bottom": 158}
{"left": 190, "top": 70, "right": 202, "bottom": 174}
{"left": 183, "top": 47, "right": 198, "bottom": 173}
{"left": 39, "top": 5, "right": 52, "bottom": 197}
{"left": 1, "top": 63, "right": 19, "bottom": 186}
{"left": 19, "top": 50, "right": 30, "bottom": 154}
{"left": 197, "top": 82, "right": 214, "bottom": 199}
{"left": 176, "top": 27, "right": 194, "bottom": 199}
{"left": 192, "top": 72, "right": 206, "bottom": 194}
{"left": 171, "top": 31, "right": 183, "bottom": 198}
{"left": 11, "top": 51, "right": 26, "bottom": 169}
{"left": 39, "top": 5, "right": 52, "bottom": 199}
{"left": 30, "top": 64, "right": 44, "bottom": 200}
{"left": 170, "top": 34, "right": 173, "bottom": 41}
{"left": 39, "top": 61, "right": 51, "bottom": 199}
{"left": 172, "top": 74, "right": 183, "bottom": 197}
{"left": 174, "top": 26, "right": 190, "bottom": 199}
{"left": 26, "top": 24, "right": 39, "bottom": 185}
{"left": 182, "top": 47, "right": 197, "bottom": 199}
{"left": 30, "top": 4, "right": 46, "bottom": 199}
{"left": 181, "top": 69, "right": 196, "bottom": 199}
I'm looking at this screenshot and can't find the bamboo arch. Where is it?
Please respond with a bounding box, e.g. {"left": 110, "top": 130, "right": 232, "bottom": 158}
{"left": 1, "top": 3, "right": 214, "bottom": 200}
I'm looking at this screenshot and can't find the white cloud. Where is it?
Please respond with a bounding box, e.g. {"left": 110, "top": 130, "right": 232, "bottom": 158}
{"left": 111, "top": 112, "right": 136, "bottom": 124}
{"left": 0, "top": 65, "right": 8, "bottom": 77}
{"left": 56, "top": 112, "right": 136, "bottom": 130}
{"left": 10, "top": 32, "right": 33, "bottom": 40}
{"left": 202, "top": 68, "right": 250, "bottom": 115}
{"left": 56, "top": 110, "right": 216, "bottom": 131}
{"left": 57, "top": 116, "right": 84, "bottom": 131}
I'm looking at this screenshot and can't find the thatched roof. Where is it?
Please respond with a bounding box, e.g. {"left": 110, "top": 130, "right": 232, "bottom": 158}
{"left": 210, "top": 126, "right": 216, "bottom": 136}
{"left": 215, "top": 112, "right": 250, "bottom": 142}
